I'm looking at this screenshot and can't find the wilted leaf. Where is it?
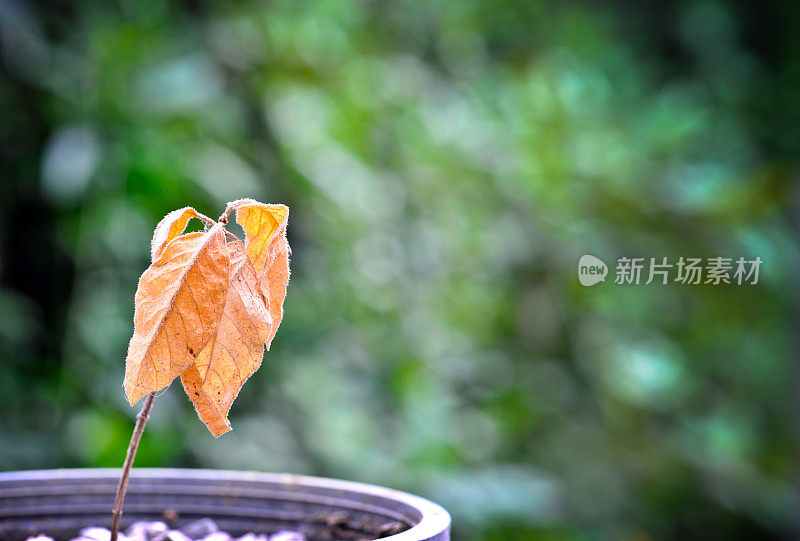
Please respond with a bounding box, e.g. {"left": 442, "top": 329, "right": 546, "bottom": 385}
{"left": 233, "top": 200, "right": 290, "bottom": 348}
{"left": 230, "top": 199, "right": 288, "bottom": 273}
{"left": 180, "top": 240, "right": 271, "bottom": 436}
{"left": 124, "top": 224, "right": 230, "bottom": 405}
{"left": 123, "top": 200, "right": 290, "bottom": 436}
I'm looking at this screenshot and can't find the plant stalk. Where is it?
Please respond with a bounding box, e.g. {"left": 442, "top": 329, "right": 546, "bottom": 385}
{"left": 110, "top": 392, "right": 156, "bottom": 541}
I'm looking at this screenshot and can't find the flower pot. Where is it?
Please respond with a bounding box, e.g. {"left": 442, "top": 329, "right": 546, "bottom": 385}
{"left": 0, "top": 469, "right": 450, "bottom": 541}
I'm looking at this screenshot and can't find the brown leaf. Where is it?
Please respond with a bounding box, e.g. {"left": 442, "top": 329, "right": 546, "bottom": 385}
{"left": 232, "top": 200, "right": 290, "bottom": 348}
{"left": 180, "top": 240, "right": 271, "bottom": 436}
{"left": 124, "top": 223, "right": 230, "bottom": 405}
{"left": 124, "top": 200, "right": 290, "bottom": 436}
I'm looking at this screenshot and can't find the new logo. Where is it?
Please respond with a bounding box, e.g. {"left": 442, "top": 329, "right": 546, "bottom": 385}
{"left": 578, "top": 254, "right": 608, "bottom": 286}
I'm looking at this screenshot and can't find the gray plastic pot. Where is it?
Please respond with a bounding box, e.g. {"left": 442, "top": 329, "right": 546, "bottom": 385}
{"left": 0, "top": 469, "right": 450, "bottom": 541}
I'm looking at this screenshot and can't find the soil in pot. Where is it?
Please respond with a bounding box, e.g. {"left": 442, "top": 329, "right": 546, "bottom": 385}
{"left": 25, "top": 515, "right": 407, "bottom": 541}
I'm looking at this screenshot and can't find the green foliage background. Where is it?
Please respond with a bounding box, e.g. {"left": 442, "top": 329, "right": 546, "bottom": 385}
{"left": 1, "top": 1, "right": 799, "bottom": 539}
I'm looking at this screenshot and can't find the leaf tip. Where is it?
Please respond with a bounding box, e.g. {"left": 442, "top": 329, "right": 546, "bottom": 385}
{"left": 124, "top": 384, "right": 146, "bottom": 407}
{"left": 211, "top": 424, "right": 232, "bottom": 438}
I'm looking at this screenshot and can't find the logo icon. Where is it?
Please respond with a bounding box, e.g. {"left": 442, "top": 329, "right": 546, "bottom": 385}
{"left": 578, "top": 254, "right": 608, "bottom": 286}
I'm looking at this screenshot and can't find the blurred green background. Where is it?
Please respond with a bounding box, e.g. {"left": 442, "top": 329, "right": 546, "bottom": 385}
{"left": 1, "top": 0, "right": 799, "bottom": 539}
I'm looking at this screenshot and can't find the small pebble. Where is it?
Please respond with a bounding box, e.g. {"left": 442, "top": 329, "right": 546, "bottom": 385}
{"left": 180, "top": 518, "right": 219, "bottom": 539}
{"left": 269, "top": 532, "right": 304, "bottom": 541}
{"left": 378, "top": 521, "right": 405, "bottom": 537}
{"left": 126, "top": 521, "right": 168, "bottom": 541}
{"left": 126, "top": 530, "right": 146, "bottom": 541}
{"left": 79, "top": 528, "right": 112, "bottom": 541}
{"left": 236, "top": 534, "right": 268, "bottom": 541}
{"left": 145, "top": 522, "right": 169, "bottom": 541}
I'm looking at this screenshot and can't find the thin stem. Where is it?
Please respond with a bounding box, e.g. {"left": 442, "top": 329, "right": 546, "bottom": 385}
{"left": 218, "top": 198, "right": 252, "bottom": 225}
{"left": 110, "top": 392, "right": 156, "bottom": 541}
{"left": 218, "top": 203, "right": 235, "bottom": 225}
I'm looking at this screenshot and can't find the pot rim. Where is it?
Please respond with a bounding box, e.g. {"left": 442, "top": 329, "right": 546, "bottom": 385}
{"left": 0, "top": 468, "right": 450, "bottom": 541}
